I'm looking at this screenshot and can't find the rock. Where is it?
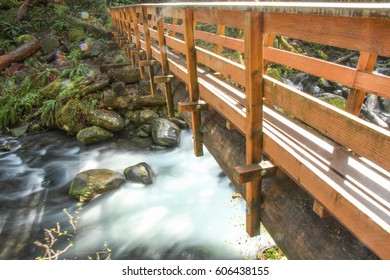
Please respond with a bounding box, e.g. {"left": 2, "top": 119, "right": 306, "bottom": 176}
{"left": 379, "top": 98, "right": 390, "bottom": 113}
{"left": 112, "top": 81, "right": 126, "bottom": 96}
{"left": 138, "top": 80, "right": 152, "bottom": 96}
{"left": 10, "top": 124, "right": 29, "bottom": 137}
{"left": 151, "top": 118, "right": 180, "bottom": 147}
{"left": 69, "top": 169, "right": 125, "bottom": 200}
{"left": 40, "top": 34, "right": 60, "bottom": 55}
{"left": 318, "top": 93, "right": 346, "bottom": 110}
{"left": 40, "top": 78, "right": 63, "bottom": 99}
{"left": 108, "top": 66, "right": 140, "bottom": 84}
{"left": 131, "top": 109, "right": 158, "bottom": 126}
{"left": 87, "top": 109, "right": 125, "bottom": 132}
{"left": 168, "top": 118, "right": 190, "bottom": 129}
{"left": 317, "top": 78, "right": 333, "bottom": 92}
{"left": 309, "top": 85, "right": 325, "bottom": 97}
{"left": 124, "top": 162, "right": 155, "bottom": 185}
{"left": 375, "top": 67, "right": 390, "bottom": 77}
{"left": 85, "top": 40, "right": 108, "bottom": 58}
{"left": 55, "top": 99, "right": 86, "bottom": 135}
{"left": 28, "top": 124, "right": 42, "bottom": 133}
{"left": 76, "top": 126, "right": 114, "bottom": 145}
{"left": 136, "top": 124, "right": 152, "bottom": 137}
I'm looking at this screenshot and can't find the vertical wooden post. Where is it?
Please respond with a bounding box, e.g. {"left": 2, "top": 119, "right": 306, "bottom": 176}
{"left": 184, "top": 8, "right": 203, "bottom": 157}
{"left": 244, "top": 11, "right": 264, "bottom": 237}
{"left": 171, "top": 18, "right": 178, "bottom": 38}
{"left": 214, "top": 25, "right": 225, "bottom": 55}
{"left": 141, "top": 7, "right": 156, "bottom": 95}
{"left": 131, "top": 7, "right": 145, "bottom": 78}
{"left": 345, "top": 52, "right": 377, "bottom": 116}
{"left": 157, "top": 8, "right": 175, "bottom": 117}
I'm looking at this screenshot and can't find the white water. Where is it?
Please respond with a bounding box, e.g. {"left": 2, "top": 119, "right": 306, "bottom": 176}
{"left": 73, "top": 131, "right": 274, "bottom": 259}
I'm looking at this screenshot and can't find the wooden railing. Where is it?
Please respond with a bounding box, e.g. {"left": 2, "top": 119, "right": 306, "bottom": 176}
{"left": 110, "top": 2, "right": 390, "bottom": 259}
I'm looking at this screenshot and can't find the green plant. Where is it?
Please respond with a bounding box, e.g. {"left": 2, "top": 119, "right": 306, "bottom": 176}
{"left": 60, "top": 63, "right": 92, "bottom": 81}
{"left": 257, "top": 246, "right": 286, "bottom": 260}
{"left": 40, "top": 99, "right": 57, "bottom": 127}
{"left": 30, "top": 67, "right": 60, "bottom": 88}
{"left": 0, "top": 20, "right": 22, "bottom": 39}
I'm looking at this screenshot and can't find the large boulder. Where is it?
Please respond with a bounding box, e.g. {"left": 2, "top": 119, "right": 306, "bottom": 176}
{"left": 151, "top": 118, "right": 180, "bottom": 147}
{"left": 69, "top": 169, "right": 125, "bottom": 201}
{"left": 108, "top": 66, "right": 140, "bottom": 84}
{"left": 76, "top": 126, "right": 113, "bottom": 145}
{"left": 87, "top": 109, "right": 125, "bottom": 132}
{"left": 124, "top": 162, "right": 155, "bottom": 185}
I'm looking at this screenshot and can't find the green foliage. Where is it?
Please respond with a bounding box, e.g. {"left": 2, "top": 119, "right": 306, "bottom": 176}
{"left": 0, "top": 39, "right": 13, "bottom": 55}
{"left": 40, "top": 99, "right": 57, "bottom": 127}
{"left": 258, "top": 246, "right": 286, "bottom": 260}
{"left": 30, "top": 67, "right": 60, "bottom": 88}
{"left": 69, "top": 28, "right": 87, "bottom": 43}
{"left": 60, "top": 63, "right": 92, "bottom": 81}
{"left": 0, "top": 20, "right": 22, "bottom": 39}
{"left": 316, "top": 49, "right": 329, "bottom": 60}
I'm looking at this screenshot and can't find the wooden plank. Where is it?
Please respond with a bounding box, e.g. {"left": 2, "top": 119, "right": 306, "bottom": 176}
{"left": 244, "top": 11, "right": 264, "bottom": 237}
{"left": 264, "top": 47, "right": 356, "bottom": 87}
{"left": 131, "top": 7, "right": 145, "bottom": 78}
{"left": 195, "top": 29, "right": 245, "bottom": 52}
{"left": 262, "top": 107, "right": 390, "bottom": 260}
{"left": 264, "top": 47, "right": 390, "bottom": 99}
{"left": 194, "top": 8, "right": 245, "bottom": 29}
{"left": 263, "top": 76, "right": 390, "bottom": 172}
{"left": 184, "top": 8, "right": 203, "bottom": 157}
{"left": 141, "top": 7, "right": 156, "bottom": 95}
{"left": 345, "top": 52, "right": 378, "bottom": 116}
{"left": 264, "top": 13, "right": 390, "bottom": 57}
{"left": 171, "top": 18, "right": 179, "bottom": 38}
{"left": 196, "top": 46, "right": 246, "bottom": 86}
{"left": 178, "top": 101, "right": 209, "bottom": 112}
{"left": 166, "top": 35, "right": 186, "bottom": 54}
{"left": 234, "top": 160, "right": 277, "bottom": 183}
{"left": 157, "top": 7, "right": 174, "bottom": 117}
{"left": 164, "top": 23, "right": 184, "bottom": 35}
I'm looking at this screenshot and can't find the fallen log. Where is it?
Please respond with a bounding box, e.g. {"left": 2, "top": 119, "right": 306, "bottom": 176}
{"left": 172, "top": 80, "right": 378, "bottom": 260}
{"left": 0, "top": 38, "right": 41, "bottom": 70}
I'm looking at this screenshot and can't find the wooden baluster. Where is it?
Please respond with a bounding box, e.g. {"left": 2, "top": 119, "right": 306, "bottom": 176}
{"left": 141, "top": 7, "right": 156, "bottom": 96}
{"left": 345, "top": 52, "right": 378, "bottom": 116}
{"left": 184, "top": 8, "right": 203, "bottom": 157}
{"left": 244, "top": 11, "right": 264, "bottom": 237}
{"left": 156, "top": 7, "right": 174, "bottom": 117}
{"left": 131, "top": 7, "right": 145, "bottom": 79}
{"left": 214, "top": 25, "right": 225, "bottom": 55}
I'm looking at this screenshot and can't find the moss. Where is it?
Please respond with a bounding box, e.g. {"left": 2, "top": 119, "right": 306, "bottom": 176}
{"left": 266, "top": 68, "right": 282, "bottom": 81}
{"left": 16, "top": 34, "right": 35, "bottom": 46}
{"left": 327, "top": 98, "right": 346, "bottom": 110}
{"left": 69, "top": 28, "right": 87, "bottom": 43}
{"left": 316, "top": 49, "right": 329, "bottom": 60}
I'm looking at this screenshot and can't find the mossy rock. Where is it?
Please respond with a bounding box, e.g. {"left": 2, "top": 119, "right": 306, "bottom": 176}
{"left": 69, "top": 168, "right": 125, "bottom": 201}
{"left": 87, "top": 109, "right": 125, "bottom": 132}
{"left": 151, "top": 118, "right": 180, "bottom": 147}
{"left": 40, "top": 34, "right": 60, "bottom": 55}
{"left": 318, "top": 93, "right": 346, "bottom": 110}
{"left": 55, "top": 99, "right": 86, "bottom": 135}
{"left": 76, "top": 126, "right": 113, "bottom": 145}
{"left": 40, "top": 78, "right": 63, "bottom": 99}
{"left": 267, "top": 68, "right": 282, "bottom": 81}
{"left": 16, "top": 35, "right": 34, "bottom": 46}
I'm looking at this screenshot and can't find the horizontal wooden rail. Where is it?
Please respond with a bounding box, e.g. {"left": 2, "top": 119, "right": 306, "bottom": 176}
{"left": 110, "top": 2, "right": 390, "bottom": 259}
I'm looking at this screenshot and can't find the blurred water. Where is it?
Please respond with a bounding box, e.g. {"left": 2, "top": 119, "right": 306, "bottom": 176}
{"left": 0, "top": 130, "right": 274, "bottom": 260}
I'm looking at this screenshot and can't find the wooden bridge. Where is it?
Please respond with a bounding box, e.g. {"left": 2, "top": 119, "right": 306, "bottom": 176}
{"left": 109, "top": 2, "right": 390, "bottom": 259}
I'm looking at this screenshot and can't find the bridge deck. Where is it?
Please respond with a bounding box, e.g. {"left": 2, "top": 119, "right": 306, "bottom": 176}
{"left": 110, "top": 3, "right": 390, "bottom": 259}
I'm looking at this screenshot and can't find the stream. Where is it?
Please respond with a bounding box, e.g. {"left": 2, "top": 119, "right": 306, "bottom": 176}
{"left": 0, "top": 130, "right": 274, "bottom": 260}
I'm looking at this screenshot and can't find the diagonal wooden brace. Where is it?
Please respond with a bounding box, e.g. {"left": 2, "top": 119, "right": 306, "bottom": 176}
{"left": 178, "top": 100, "right": 209, "bottom": 113}
{"left": 234, "top": 160, "right": 277, "bottom": 184}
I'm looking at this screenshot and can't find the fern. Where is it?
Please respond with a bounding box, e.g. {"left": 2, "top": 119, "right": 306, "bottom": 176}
{"left": 40, "top": 99, "right": 57, "bottom": 127}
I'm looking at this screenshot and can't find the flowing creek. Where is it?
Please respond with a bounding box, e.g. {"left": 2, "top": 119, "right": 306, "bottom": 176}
{"left": 0, "top": 130, "right": 274, "bottom": 260}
